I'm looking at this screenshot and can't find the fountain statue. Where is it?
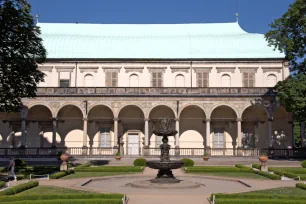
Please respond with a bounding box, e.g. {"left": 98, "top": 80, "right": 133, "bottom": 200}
{"left": 146, "top": 117, "right": 184, "bottom": 183}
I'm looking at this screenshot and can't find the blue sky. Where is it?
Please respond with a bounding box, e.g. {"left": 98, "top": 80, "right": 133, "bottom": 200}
{"left": 28, "top": 0, "right": 294, "bottom": 34}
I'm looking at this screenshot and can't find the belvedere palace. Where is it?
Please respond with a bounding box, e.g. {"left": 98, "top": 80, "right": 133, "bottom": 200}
{"left": 1, "top": 21, "right": 303, "bottom": 157}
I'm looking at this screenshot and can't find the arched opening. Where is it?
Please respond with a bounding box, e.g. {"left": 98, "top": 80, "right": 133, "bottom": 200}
{"left": 149, "top": 105, "right": 176, "bottom": 149}
{"left": 273, "top": 107, "right": 292, "bottom": 148}
{"left": 175, "top": 74, "right": 185, "bottom": 87}
{"left": 210, "top": 105, "right": 237, "bottom": 151}
{"left": 267, "top": 74, "right": 277, "bottom": 87}
{"left": 179, "top": 105, "right": 206, "bottom": 148}
{"left": 88, "top": 105, "right": 114, "bottom": 148}
{"left": 241, "top": 106, "right": 268, "bottom": 148}
{"left": 129, "top": 74, "right": 139, "bottom": 87}
{"left": 84, "top": 74, "right": 94, "bottom": 87}
{"left": 27, "top": 105, "right": 56, "bottom": 147}
{"left": 221, "top": 74, "right": 231, "bottom": 87}
{"left": 118, "top": 105, "right": 145, "bottom": 156}
{"left": 1, "top": 112, "right": 22, "bottom": 148}
{"left": 57, "top": 105, "right": 83, "bottom": 147}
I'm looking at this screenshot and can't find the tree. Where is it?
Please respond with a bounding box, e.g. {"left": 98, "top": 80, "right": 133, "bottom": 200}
{"left": 265, "top": 0, "right": 306, "bottom": 124}
{"left": 266, "top": 0, "right": 306, "bottom": 74}
{"left": 0, "top": 0, "right": 46, "bottom": 112}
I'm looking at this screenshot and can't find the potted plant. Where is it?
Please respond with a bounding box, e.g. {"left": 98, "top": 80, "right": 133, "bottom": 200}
{"left": 114, "top": 151, "right": 121, "bottom": 160}
{"left": 258, "top": 152, "right": 268, "bottom": 163}
{"left": 203, "top": 151, "right": 210, "bottom": 161}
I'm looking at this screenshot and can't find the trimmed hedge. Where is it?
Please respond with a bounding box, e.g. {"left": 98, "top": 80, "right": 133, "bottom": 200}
{"left": 215, "top": 199, "right": 306, "bottom": 204}
{"left": 211, "top": 193, "right": 306, "bottom": 200}
{"left": 75, "top": 166, "right": 143, "bottom": 172}
{"left": 185, "top": 166, "right": 252, "bottom": 173}
{"left": 0, "top": 181, "right": 6, "bottom": 188}
{"left": 302, "top": 160, "right": 306, "bottom": 168}
{"left": 253, "top": 171, "right": 281, "bottom": 180}
{"left": 269, "top": 168, "right": 306, "bottom": 180}
{"left": 181, "top": 158, "right": 194, "bottom": 167}
{"left": 75, "top": 163, "right": 91, "bottom": 169}
{"left": 133, "top": 158, "right": 147, "bottom": 166}
{"left": 271, "top": 167, "right": 306, "bottom": 174}
{"left": 50, "top": 170, "right": 75, "bottom": 179}
{"left": 252, "top": 164, "right": 261, "bottom": 169}
{"left": 0, "top": 199, "right": 122, "bottom": 204}
{"left": 0, "top": 181, "right": 39, "bottom": 196}
{"left": 0, "top": 194, "right": 124, "bottom": 202}
{"left": 14, "top": 159, "right": 27, "bottom": 167}
{"left": 296, "top": 183, "right": 306, "bottom": 190}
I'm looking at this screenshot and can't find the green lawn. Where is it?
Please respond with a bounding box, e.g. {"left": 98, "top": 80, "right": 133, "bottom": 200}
{"left": 63, "top": 172, "right": 138, "bottom": 179}
{"left": 190, "top": 171, "right": 268, "bottom": 180}
{"left": 17, "top": 186, "right": 98, "bottom": 195}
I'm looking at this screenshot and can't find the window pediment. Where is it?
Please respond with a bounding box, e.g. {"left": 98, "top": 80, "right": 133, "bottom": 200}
{"left": 79, "top": 66, "right": 99, "bottom": 73}
{"left": 147, "top": 67, "right": 167, "bottom": 73}
{"left": 262, "top": 67, "right": 282, "bottom": 73}
{"left": 38, "top": 66, "right": 53, "bottom": 72}
{"left": 238, "top": 67, "right": 259, "bottom": 73}
{"left": 124, "top": 66, "right": 144, "bottom": 73}
{"left": 216, "top": 67, "right": 236, "bottom": 73}
{"left": 55, "top": 66, "right": 75, "bottom": 72}
{"left": 193, "top": 67, "right": 212, "bottom": 73}
{"left": 170, "top": 66, "right": 190, "bottom": 73}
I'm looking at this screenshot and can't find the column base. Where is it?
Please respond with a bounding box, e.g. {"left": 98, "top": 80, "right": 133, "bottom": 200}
{"left": 143, "top": 145, "right": 150, "bottom": 156}
{"left": 175, "top": 146, "right": 180, "bottom": 156}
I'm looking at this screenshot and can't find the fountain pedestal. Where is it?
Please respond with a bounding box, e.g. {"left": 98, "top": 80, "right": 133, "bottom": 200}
{"left": 146, "top": 118, "right": 184, "bottom": 184}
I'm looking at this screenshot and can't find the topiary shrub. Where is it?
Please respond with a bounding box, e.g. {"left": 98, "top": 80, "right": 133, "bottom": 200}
{"left": 301, "top": 161, "right": 306, "bottom": 168}
{"left": 133, "top": 158, "right": 147, "bottom": 166}
{"left": 14, "top": 159, "right": 27, "bottom": 167}
{"left": 181, "top": 158, "right": 194, "bottom": 167}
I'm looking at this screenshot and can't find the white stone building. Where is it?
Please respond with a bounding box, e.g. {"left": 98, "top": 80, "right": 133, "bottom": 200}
{"left": 0, "top": 21, "right": 301, "bottom": 157}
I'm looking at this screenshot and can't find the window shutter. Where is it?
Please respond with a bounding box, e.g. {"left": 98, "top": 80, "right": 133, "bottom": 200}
{"left": 151, "top": 72, "right": 157, "bottom": 87}
{"left": 157, "top": 72, "right": 163, "bottom": 87}
{"left": 203, "top": 72, "right": 208, "bottom": 87}
{"left": 105, "top": 72, "right": 111, "bottom": 87}
{"left": 249, "top": 73, "right": 255, "bottom": 87}
{"left": 242, "top": 72, "right": 249, "bottom": 87}
{"left": 196, "top": 73, "right": 202, "bottom": 87}
{"left": 111, "top": 72, "right": 118, "bottom": 87}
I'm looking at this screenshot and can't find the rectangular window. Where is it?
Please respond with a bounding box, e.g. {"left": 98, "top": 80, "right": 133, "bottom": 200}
{"left": 213, "top": 128, "right": 224, "bottom": 148}
{"left": 105, "top": 71, "right": 118, "bottom": 87}
{"left": 100, "top": 127, "right": 111, "bottom": 147}
{"left": 196, "top": 72, "right": 209, "bottom": 87}
{"left": 242, "top": 71, "right": 255, "bottom": 87}
{"left": 59, "top": 79, "right": 70, "bottom": 87}
{"left": 151, "top": 72, "right": 163, "bottom": 87}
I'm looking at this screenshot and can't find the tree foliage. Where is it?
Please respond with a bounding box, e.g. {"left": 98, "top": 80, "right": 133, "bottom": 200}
{"left": 0, "top": 0, "right": 46, "bottom": 112}
{"left": 265, "top": 0, "right": 306, "bottom": 74}
{"left": 266, "top": 0, "right": 306, "bottom": 124}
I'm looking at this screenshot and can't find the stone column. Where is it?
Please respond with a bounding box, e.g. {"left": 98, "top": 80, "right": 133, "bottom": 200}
{"left": 52, "top": 118, "right": 57, "bottom": 147}
{"left": 114, "top": 118, "right": 118, "bottom": 147}
{"left": 144, "top": 119, "right": 149, "bottom": 146}
{"left": 175, "top": 119, "right": 180, "bottom": 147}
{"left": 83, "top": 118, "right": 88, "bottom": 147}
{"left": 301, "top": 122, "right": 305, "bottom": 147}
{"left": 237, "top": 119, "right": 242, "bottom": 148}
{"left": 206, "top": 119, "right": 211, "bottom": 148}
{"left": 268, "top": 118, "right": 273, "bottom": 148}
{"left": 20, "top": 107, "right": 28, "bottom": 148}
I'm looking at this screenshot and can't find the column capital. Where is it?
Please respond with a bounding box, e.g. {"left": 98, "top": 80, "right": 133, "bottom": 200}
{"left": 205, "top": 119, "right": 211, "bottom": 122}
{"left": 237, "top": 118, "right": 242, "bottom": 122}
{"left": 144, "top": 118, "right": 149, "bottom": 122}
{"left": 175, "top": 118, "right": 180, "bottom": 122}
{"left": 83, "top": 118, "right": 88, "bottom": 121}
{"left": 52, "top": 117, "right": 57, "bottom": 121}
{"left": 268, "top": 118, "right": 273, "bottom": 121}
{"left": 113, "top": 117, "right": 119, "bottom": 121}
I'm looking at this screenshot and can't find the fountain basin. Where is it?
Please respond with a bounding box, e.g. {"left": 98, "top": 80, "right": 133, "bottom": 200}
{"left": 146, "top": 160, "right": 184, "bottom": 170}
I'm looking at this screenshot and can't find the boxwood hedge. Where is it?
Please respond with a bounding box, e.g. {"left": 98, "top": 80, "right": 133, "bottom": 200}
{"left": 50, "top": 170, "right": 74, "bottom": 179}
{"left": 296, "top": 183, "right": 306, "bottom": 190}
{"left": 0, "top": 181, "right": 39, "bottom": 196}
{"left": 0, "top": 194, "right": 124, "bottom": 202}
{"left": 215, "top": 199, "right": 306, "bottom": 204}
{"left": 302, "top": 160, "right": 306, "bottom": 168}
{"left": 181, "top": 158, "right": 194, "bottom": 167}
{"left": 252, "top": 171, "right": 281, "bottom": 180}
{"left": 211, "top": 193, "right": 306, "bottom": 200}
{"left": 252, "top": 164, "right": 261, "bottom": 169}
{"left": 0, "top": 199, "right": 122, "bottom": 204}
{"left": 0, "top": 181, "right": 6, "bottom": 188}
{"left": 133, "top": 158, "right": 147, "bottom": 166}
{"left": 185, "top": 166, "right": 252, "bottom": 173}
{"left": 75, "top": 166, "right": 143, "bottom": 172}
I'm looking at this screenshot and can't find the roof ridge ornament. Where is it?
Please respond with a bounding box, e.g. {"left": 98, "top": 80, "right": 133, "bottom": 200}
{"left": 235, "top": 13, "right": 239, "bottom": 23}
{"left": 35, "top": 14, "right": 40, "bottom": 24}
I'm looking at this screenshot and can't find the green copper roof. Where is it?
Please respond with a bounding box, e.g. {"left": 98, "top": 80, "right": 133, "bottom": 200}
{"left": 37, "top": 22, "right": 285, "bottom": 59}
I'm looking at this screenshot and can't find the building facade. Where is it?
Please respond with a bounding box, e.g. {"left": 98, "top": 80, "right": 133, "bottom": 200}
{"left": 0, "top": 21, "right": 301, "bottom": 157}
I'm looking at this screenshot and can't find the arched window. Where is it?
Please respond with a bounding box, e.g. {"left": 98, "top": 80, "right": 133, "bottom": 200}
{"left": 84, "top": 74, "right": 94, "bottom": 87}
{"left": 221, "top": 74, "right": 231, "bottom": 87}
{"left": 129, "top": 74, "right": 139, "bottom": 87}
{"left": 175, "top": 74, "right": 185, "bottom": 87}
{"left": 267, "top": 74, "right": 277, "bottom": 87}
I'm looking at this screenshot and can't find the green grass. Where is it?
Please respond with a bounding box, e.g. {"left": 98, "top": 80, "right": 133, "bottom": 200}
{"left": 270, "top": 167, "right": 306, "bottom": 174}
{"left": 62, "top": 172, "right": 138, "bottom": 179}
{"left": 189, "top": 171, "right": 268, "bottom": 180}
{"left": 17, "top": 186, "right": 98, "bottom": 195}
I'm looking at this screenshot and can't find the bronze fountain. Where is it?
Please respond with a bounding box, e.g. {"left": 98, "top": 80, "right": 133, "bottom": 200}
{"left": 146, "top": 117, "right": 184, "bottom": 183}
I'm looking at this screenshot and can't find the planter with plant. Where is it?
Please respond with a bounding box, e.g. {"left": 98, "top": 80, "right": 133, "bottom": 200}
{"left": 114, "top": 151, "right": 121, "bottom": 160}
{"left": 203, "top": 151, "right": 210, "bottom": 161}
{"left": 258, "top": 152, "right": 268, "bottom": 163}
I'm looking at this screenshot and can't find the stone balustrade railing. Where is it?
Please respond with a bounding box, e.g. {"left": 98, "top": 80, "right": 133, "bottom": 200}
{"left": 36, "top": 87, "right": 276, "bottom": 97}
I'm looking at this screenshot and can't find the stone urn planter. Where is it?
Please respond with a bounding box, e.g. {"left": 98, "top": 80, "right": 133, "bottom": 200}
{"left": 259, "top": 153, "right": 268, "bottom": 172}
{"left": 258, "top": 155, "right": 268, "bottom": 163}
{"left": 114, "top": 152, "right": 121, "bottom": 160}
{"left": 203, "top": 151, "right": 210, "bottom": 161}
{"left": 60, "top": 153, "right": 69, "bottom": 171}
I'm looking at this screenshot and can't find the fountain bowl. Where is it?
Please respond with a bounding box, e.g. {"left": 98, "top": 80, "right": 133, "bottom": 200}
{"left": 146, "top": 160, "right": 184, "bottom": 171}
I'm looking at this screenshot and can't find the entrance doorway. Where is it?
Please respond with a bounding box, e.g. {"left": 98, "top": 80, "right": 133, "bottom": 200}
{"left": 127, "top": 134, "right": 139, "bottom": 156}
